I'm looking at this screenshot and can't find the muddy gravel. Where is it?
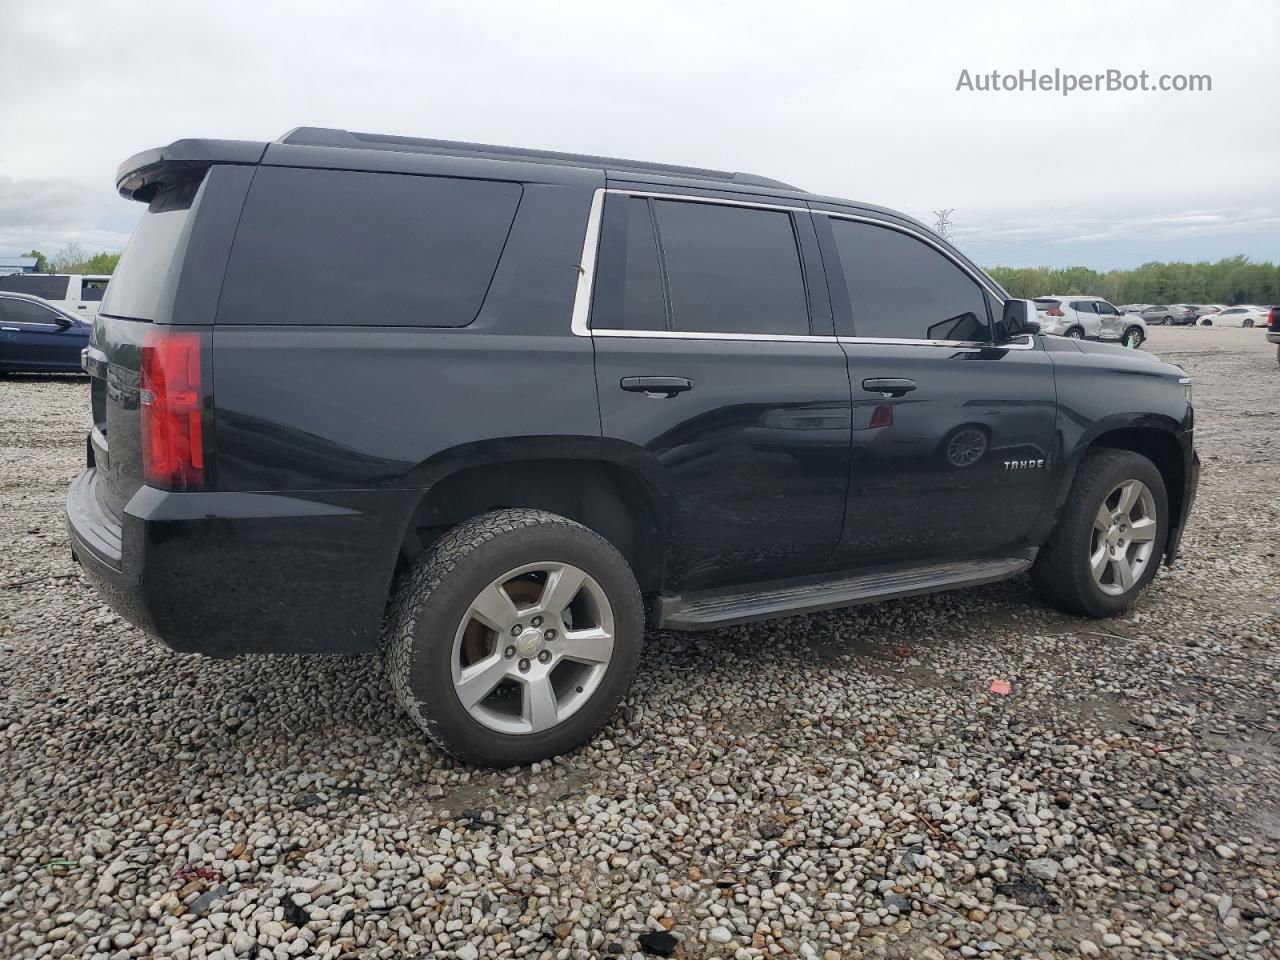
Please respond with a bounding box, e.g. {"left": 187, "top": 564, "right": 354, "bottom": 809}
{"left": 1, "top": 326, "right": 1277, "bottom": 960}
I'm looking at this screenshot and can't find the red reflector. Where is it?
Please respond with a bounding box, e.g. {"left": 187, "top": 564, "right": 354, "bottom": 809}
{"left": 140, "top": 330, "right": 205, "bottom": 491}
{"left": 869, "top": 403, "right": 894, "bottom": 429}
{"left": 1046, "top": 308, "right": 1064, "bottom": 317}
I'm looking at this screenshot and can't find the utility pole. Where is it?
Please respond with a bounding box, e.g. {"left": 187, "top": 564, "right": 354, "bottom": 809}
{"left": 932, "top": 209, "right": 954, "bottom": 240}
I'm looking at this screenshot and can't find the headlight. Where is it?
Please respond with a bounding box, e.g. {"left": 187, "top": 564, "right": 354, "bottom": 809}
{"left": 1179, "top": 377, "right": 1192, "bottom": 406}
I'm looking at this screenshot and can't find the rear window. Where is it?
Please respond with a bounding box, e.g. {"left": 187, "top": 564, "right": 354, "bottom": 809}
{"left": 0, "top": 275, "right": 71, "bottom": 300}
{"left": 218, "top": 168, "right": 522, "bottom": 327}
{"left": 1033, "top": 298, "right": 1061, "bottom": 310}
{"left": 100, "top": 179, "right": 202, "bottom": 321}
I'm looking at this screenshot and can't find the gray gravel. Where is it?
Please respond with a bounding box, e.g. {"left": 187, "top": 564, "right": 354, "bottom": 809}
{"left": 2, "top": 326, "right": 1278, "bottom": 960}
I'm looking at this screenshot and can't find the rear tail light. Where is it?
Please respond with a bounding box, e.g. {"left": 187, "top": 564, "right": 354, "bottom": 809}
{"left": 1045, "top": 308, "right": 1064, "bottom": 317}
{"left": 140, "top": 329, "right": 208, "bottom": 491}
{"left": 1269, "top": 307, "right": 1280, "bottom": 331}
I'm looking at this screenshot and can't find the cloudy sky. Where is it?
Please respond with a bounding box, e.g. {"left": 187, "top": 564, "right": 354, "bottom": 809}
{"left": 1, "top": 0, "right": 1277, "bottom": 269}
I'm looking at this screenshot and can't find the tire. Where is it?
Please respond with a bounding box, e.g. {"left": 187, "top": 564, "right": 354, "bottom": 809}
{"left": 1243, "top": 319, "right": 1254, "bottom": 328}
{"left": 1200, "top": 319, "right": 1212, "bottom": 326}
{"left": 384, "top": 508, "right": 644, "bottom": 767}
{"left": 1122, "top": 326, "right": 1144, "bottom": 349}
{"left": 1066, "top": 327, "right": 1085, "bottom": 340}
{"left": 1031, "top": 449, "right": 1168, "bottom": 618}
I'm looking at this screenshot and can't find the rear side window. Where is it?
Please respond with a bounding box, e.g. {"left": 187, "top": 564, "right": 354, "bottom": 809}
{"left": 651, "top": 200, "right": 810, "bottom": 336}
{"left": 830, "top": 219, "right": 992, "bottom": 342}
{"left": 590, "top": 195, "right": 668, "bottom": 331}
{"left": 101, "top": 178, "right": 202, "bottom": 320}
{"left": 0, "top": 275, "right": 71, "bottom": 300}
{"left": 219, "top": 168, "right": 521, "bottom": 327}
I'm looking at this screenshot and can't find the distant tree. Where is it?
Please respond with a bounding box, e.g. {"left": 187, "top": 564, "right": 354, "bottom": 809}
{"left": 985, "top": 257, "right": 1280, "bottom": 305}
{"left": 52, "top": 242, "right": 87, "bottom": 273}
{"left": 21, "top": 249, "right": 50, "bottom": 272}
{"left": 84, "top": 252, "right": 122, "bottom": 274}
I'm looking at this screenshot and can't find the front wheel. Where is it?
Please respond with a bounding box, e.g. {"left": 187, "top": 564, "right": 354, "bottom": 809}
{"left": 384, "top": 509, "right": 644, "bottom": 766}
{"left": 1243, "top": 319, "right": 1254, "bottom": 328}
{"left": 1032, "top": 450, "right": 1167, "bottom": 618}
{"left": 1122, "top": 326, "right": 1144, "bottom": 348}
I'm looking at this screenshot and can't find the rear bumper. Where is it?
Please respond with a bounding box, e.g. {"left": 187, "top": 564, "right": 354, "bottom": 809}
{"left": 66, "top": 468, "right": 413, "bottom": 657}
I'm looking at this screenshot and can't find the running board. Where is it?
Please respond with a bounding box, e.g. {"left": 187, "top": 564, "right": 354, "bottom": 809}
{"left": 656, "top": 557, "right": 1032, "bottom": 631}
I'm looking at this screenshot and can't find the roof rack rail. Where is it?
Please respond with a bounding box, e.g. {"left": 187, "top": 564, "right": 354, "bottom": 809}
{"left": 278, "top": 127, "right": 801, "bottom": 192}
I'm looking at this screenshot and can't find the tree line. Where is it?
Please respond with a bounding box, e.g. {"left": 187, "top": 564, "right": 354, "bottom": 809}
{"left": 986, "top": 256, "right": 1280, "bottom": 306}
{"left": 20, "top": 244, "right": 121, "bottom": 275}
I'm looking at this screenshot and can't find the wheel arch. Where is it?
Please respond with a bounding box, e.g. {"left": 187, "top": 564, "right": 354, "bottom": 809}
{"left": 394, "top": 451, "right": 667, "bottom": 596}
{"left": 1048, "top": 419, "right": 1189, "bottom": 564}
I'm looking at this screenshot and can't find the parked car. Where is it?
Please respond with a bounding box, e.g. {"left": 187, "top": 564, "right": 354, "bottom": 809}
{"left": 0, "top": 292, "right": 92, "bottom": 372}
{"left": 1193, "top": 304, "right": 1227, "bottom": 318}
{"left": 0, "top": 273, "right": 111, "bottom": 320}
{"left": 1032, "top": 296, "right": 1147, "bottom": 346}
{"left": 1118, "top": 304, "right": 1152, "bottom": 315}
{"left": 67, "top": 128, "right": 1199, "bottom": 766}
{"left": 1200, "top": 305, "right": 1268, "bottom": 327}
{"left": 1139, "top": 304, "right": 1197, "bottom": 326}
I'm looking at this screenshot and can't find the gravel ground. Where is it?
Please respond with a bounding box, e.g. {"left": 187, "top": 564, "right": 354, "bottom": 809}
{"left": 1, "top": 326, "right": 1277, "bottom": 960}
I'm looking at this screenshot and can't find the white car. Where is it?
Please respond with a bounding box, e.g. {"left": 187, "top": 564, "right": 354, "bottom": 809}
{"left": 1200, "top": 305, "right": 1268, "bottom": 327}
{"left": 1033, "top": 295, "right": 1148, "bottom": 347}
{"left": 0, "top": 273, "right": 110, "bottom": 320}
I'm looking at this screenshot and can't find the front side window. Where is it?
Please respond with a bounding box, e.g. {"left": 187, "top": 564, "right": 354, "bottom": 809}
{"left": 2, "top": 299, "right": 62, "bottom": 325}
{"left": 651, "top": 199, "right": 810, "bottom": 336}
{"left": 1096, "top": 302, "right": 1119, "bottom": 315}
{"left": 830, "top": 219, "right": 992, "bottom": 341}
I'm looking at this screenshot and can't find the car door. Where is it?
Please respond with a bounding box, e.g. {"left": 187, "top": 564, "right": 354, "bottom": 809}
{"left": 1068, "top": 300, "right": 1101, "bottom": 337}
{"left": 585, "top": 189, "right": 852, "bottom": 593}
{"left": 0, "top": 297, "right": 82, "bottom": 368}
{"left": 1095, "top": 301, "right": 1124, "bottom": 339}
{"left": 814, "top": 213, "right": 1058, "bottom": 570}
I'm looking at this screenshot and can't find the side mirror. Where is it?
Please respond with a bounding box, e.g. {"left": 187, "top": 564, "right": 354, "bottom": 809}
{"left": 53, "top": 316, "right": 73, "bottom": 329}
{"left": 1000, "top": 299, "right": 1040, "bottom": 340}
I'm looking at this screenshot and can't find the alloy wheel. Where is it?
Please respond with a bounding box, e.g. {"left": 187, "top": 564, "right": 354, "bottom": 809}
{"left": 1089, "top": 479, "right": 1158, "bottom": 596}
{"left": 450, "top": 561, "right": 615, "bottom": 734}
{"left": 945, "top": 427, "right": 987, "bottom": 467}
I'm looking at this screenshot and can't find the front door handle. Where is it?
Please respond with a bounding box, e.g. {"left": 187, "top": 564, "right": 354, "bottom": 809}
{"left": 862, "top": 378, "right": 917, "bottom": 397}
{"left": 620, "top": 376, "right": 693, "bottom": 398}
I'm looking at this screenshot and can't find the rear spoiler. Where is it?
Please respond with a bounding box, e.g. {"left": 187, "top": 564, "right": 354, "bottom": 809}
{"left": 116, "top": 139, "right": 268, "bottom": 202}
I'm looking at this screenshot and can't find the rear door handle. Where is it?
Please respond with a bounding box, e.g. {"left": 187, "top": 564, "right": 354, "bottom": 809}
{"left": 862, "top": 378, "right": 917, "bottom": 397}
{"left": 620, "top": 376, "right": 693, "bottom": 398}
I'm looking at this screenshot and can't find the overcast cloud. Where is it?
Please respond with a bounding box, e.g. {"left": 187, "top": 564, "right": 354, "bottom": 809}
{"left": 1, "top": 0, "right": 1276, "bottom": 268}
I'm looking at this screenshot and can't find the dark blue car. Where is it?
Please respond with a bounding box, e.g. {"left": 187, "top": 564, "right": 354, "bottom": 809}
{"left": 0, "top": 292, "right": 91, "bottom": 373}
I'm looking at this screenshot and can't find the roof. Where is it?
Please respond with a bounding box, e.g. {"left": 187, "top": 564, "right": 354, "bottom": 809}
{"left": 277, "top": 127, "right": 803, "bottom": 192}
{"left": 0, "top": 257, "right": 38, "bottom": 269}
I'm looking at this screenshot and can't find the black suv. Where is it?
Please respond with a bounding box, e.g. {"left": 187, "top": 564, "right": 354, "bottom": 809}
{"left": 67, "top": 128, "right": 1199, "bottom": 766}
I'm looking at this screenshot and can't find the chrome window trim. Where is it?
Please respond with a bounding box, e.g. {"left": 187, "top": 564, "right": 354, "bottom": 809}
{"left": 570, "top": 188, "right": 1033, "bottom": 351}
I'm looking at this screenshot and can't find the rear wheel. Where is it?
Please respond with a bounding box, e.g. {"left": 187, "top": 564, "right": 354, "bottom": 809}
{"left": 1243, "top": 319, "right": 1254, "bottom": 328}
{"left": 384, "top": 509, "right": 644, "bottom": 766}
{"left": 1066, "top": 327, "right": 1085, "bottom": 340}
{"left": 1032, "top": 450, "right": 1167, "bottom": 618}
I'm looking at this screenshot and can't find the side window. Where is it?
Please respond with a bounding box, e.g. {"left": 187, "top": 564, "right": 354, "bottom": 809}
{"left": 0, "top": 275, "right": 70, "bottom": 300}
{"left": 4, "top": 299, "right": 62, "bottom": 324}
{"left": 219, "top": 168, "right": 522, "bottom": 327}
{"left": 590, "top": 196, "right": 668, "bottom": 331}
{"left": 81, "top": 280, "right": 109, "bottom": 302}
{"left": 1096, "top": 302, "right": 1119, "bottom": 315}
{"left": 829, "top": 219, "right": 992, "bottom": 341}
{"left": 1069, "top": 301, "right": 1095, "bottom": 313}
{"left": 651, "top": 199, "right": 810, "bottom": 336}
